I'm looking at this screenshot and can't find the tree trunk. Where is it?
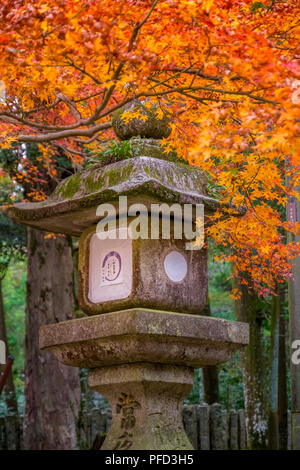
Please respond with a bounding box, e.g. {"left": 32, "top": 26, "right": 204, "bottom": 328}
{"left": 268, "top": 293, "right": 280, "bottom": 449}
{"left": 202, "top": 367, "right": 219, "bottom": 405}
{"left": 0, "top": 277, "right": 19, "bottom": 416}
{"left": 202, "top": 300, "right": 220, "bottom": 404}
{"left": 24, "top": 228, "right": 80, "bottom": 450}
{"left": 278, "top": 286, "right": 288, "bottom": 450}
{"left": 288, "top": 193, "right": 300, "bottom": 449}
{"left": 268, "top": 286, "right": 288, "bottom": 450}
{"left": 234, "top": 282, "right": 268, "bottom": 449}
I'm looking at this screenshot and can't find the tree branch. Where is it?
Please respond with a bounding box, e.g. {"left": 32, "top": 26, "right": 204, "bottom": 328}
{"left": 16, "top": 121, "right": 112, "bottom": 143}
{"left": 95, "top": 0, "right": 160, "bottom": 117}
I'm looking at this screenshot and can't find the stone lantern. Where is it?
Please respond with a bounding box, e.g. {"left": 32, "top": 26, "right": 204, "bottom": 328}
{"left": 9, "top": 102, "right": 249, "bottom": 450}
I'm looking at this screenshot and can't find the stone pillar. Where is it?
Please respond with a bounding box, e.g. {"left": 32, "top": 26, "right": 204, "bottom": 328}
{"left": 40, "top": 308, "right": 249, "bottom": 450}
{"left": 89, "top": 363, "right": 194, "bottom": 450}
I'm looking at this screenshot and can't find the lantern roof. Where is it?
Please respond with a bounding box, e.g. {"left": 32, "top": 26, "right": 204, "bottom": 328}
{"left": 8, "top": 146, "right": 229, "bottom": 236}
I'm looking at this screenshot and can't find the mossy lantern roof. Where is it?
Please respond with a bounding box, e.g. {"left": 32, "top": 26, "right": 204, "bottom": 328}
{"left": 8, "top": 102, "right": 228, "bottom": 236}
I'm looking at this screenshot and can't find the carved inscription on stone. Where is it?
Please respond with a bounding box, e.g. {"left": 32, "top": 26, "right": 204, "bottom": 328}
{"left": 113, "top": 393, "right": 141, "bottom": 450}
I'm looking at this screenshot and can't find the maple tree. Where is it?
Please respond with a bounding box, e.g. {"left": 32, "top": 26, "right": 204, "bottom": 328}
{"left": 0, "top": 0, "right": 299, "bottom": 294}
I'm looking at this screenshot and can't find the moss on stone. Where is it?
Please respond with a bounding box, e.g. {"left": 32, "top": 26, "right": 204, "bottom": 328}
{"left": 112, "top": 106, "right": 124, "bottom": 120}
{"left": 54, "top": 172, "right": 82, "bottom": 200}
{"left": 8, "top": 155, "right": 221, "bottom": 237}
{"left": 55, "top": 160, "right": 137, "bottom": 201}
{"left": 84, "top": 172, "right": 105, "bottom": 194}
{"left": 107, "top": 161, "right": 134, "bottom": 187}
{"left": 129, "top": 137, "right": 186, "bottom": 165}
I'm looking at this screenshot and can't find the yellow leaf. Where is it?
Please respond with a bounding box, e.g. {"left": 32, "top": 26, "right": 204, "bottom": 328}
{"left": 202, "top": 0, "right": 214, "bottom": 13}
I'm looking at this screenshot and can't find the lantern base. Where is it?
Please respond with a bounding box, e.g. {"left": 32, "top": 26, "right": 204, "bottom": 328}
{"left": 88, "top": 362, "right": 194, "bottom": 450}
{"left": 39, "top": 308, "right": 249, "bottom": 369}
{"left": 39, "top": 308, "right": 249, "bottom": 450}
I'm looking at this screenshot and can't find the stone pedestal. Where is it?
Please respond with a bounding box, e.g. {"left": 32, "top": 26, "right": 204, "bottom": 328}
{"left": 40, "top": 308, "right": 249, "bottom": 450}
{"left": 89, "top": 363, "right": 194, "bottom": 450}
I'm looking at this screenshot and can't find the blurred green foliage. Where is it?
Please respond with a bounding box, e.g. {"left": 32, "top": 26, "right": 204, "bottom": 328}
{"left": 0, "top": 261, "right": 26, "bottom": 416}
{"left": 0, "top": 176, "right": 26, "bottom": 268}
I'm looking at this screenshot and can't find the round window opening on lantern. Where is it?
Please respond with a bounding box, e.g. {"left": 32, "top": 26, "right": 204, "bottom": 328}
{"left": 163, "top": 250, "right": 187, "bottom": 283}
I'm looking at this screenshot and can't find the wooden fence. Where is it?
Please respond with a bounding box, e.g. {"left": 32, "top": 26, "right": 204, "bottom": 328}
{"left": 0, "top": 404, "right": 292, "bottom": 450}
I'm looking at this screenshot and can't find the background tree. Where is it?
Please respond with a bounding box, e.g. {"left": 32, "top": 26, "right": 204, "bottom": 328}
{"left": 1, "top": 147, "right": 80, "bottom": 449}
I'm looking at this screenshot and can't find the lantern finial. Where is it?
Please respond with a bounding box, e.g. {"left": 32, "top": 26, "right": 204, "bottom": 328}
{"left": 112, "top": 99, "right": 171, "bottom": 141}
